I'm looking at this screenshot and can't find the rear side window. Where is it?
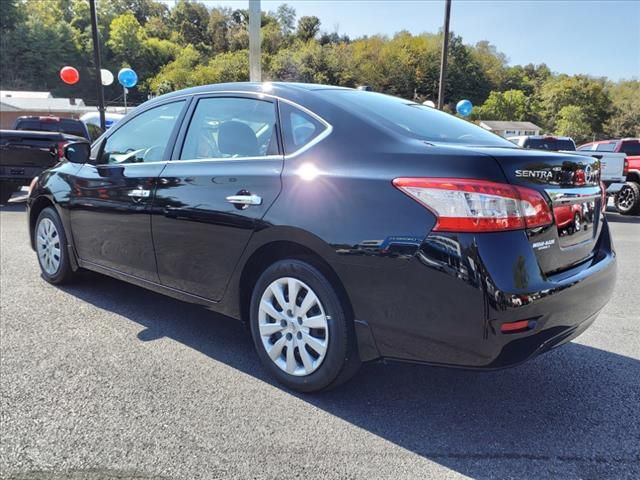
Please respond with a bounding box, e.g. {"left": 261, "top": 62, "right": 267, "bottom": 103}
{"left": 595, "top": 142, "right": 617, "bottom": 152}
{"left": 180, "top": 97, "right": 278, "bottom": 160}
{"left": 620, "top": 142, "right": 640, "bottom": 155}
{"left": 279, "top": 102, "right": 327, "bottom": 155}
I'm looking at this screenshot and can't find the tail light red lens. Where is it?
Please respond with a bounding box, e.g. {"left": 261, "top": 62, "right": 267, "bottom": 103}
{"left": 392, "top": 178, "right": 553, "bottom": 232}
{"left": 623, "top": 158, "right": 629, "bottom": 177}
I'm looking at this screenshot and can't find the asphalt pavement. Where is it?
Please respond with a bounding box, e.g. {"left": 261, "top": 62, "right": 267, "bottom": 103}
{"left": 1, "top": 199, "right": 639, "bottom": 480}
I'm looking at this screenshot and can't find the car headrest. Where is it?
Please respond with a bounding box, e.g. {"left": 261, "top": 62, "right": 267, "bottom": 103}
{"left": 218, "top": 121, "right": 259, "bottom": 157}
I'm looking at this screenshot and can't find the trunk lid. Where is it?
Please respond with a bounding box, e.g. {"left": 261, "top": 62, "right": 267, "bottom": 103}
{"left": 475, "top": 147, "right": 604, "bottom": 274}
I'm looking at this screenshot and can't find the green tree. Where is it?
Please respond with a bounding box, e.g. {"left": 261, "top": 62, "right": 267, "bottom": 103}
{"left": 207, "top": 7, "right": 232, "bottom": 54}
{"left": 474, "top": 90, "right": 529, "bottom": 121}
{"left": 275, "top": 4, "right": 296, "bottom": 36}
{"left": 605, "top": 80, "right": 640, "bottom": 138}
{"left": 555, "top": 105, "right": 591, "bottom": 142}
{"left": 108, "top": 12, "right": 146, "bottom": 68}
{"left": 170, "top": 0, "right": 210, "bottom": 48}
{"left": 539, "top": 75, "right": 611, "bottom": 134}
{"left": 297, "top": 16, "right": 320, "bottom": 42}
{"left": 471, "top": 41, "right": 507, "bottom": 90}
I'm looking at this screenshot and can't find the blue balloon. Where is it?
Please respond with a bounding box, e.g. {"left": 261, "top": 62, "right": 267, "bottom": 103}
{"left": 117, "top": 68, "right": 138, "bottom": 88}
{"left": 456, "top": 99, "right": 473, "bottom": 117}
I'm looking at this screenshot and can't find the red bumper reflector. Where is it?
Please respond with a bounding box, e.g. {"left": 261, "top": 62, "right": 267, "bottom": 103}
{"left": 501, "top": 319, "right": 536, "bottom": 333}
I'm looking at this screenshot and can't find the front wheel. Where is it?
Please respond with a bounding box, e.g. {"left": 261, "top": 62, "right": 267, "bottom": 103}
{"left": 249, "top": 259, "right": 360, "bottom": 392}
{"left": 615, "top": 182, "right": 640, "bottom": 215}
{"left": 34, "top": 207, "right": 77, "bottom": 284}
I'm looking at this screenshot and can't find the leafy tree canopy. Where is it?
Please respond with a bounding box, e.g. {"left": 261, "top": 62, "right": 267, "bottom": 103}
{"left": 0, "top": 0, "right": 634, "bottom": 139}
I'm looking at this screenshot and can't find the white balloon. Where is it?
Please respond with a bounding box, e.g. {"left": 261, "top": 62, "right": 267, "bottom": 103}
{"left": 100, "top": 69, "right": 114, "bottom": 86}
{"left": 423, "top": 100, "right": 436, "bottom": 108}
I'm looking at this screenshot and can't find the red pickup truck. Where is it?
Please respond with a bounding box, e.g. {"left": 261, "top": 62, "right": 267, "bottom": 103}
{"left": 578, "top": 138, "right": 640, "bottom": 215}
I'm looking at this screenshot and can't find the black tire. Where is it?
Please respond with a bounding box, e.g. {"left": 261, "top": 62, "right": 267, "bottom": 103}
{"left": 0, "top": 182, "right": 18, "bottom": 204}
{"left": 249, "top": 259, "right": 360, "bottom": 392}
{"left": 615, "top": 182, "right": 640, "bottom": 215}
{"left": 34, "top": 207, "right": 77, "bottom": 284}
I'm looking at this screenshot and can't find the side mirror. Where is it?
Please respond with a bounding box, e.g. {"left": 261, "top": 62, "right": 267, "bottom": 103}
{"left": 64, "top": 141, "right": 91, "bottom": 164}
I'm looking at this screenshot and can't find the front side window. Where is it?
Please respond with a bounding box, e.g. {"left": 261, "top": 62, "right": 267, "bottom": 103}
{"left": 101, "top": 101, "right": 185, "bottom": 164}
{"left": 180, "top": 97, "right": 277, "bottom": 160}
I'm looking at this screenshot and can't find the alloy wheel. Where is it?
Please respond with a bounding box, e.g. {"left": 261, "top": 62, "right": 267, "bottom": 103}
{"left": 258, "top": 277, "right": 329, "bottom": 376}
{"left": 36, "top": 218, "right": 61, "bottom": 275}
{"left": 617, "top": 185, "right": 635, "bottom": 209}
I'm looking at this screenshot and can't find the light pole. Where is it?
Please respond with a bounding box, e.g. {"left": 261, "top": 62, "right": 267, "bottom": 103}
{"left": 249, "top": 0, "right": 261, "bottom": 82}
{"left": 437, "top": 0, "right": 452, "bottom": 110}
{"left": 89, "top": 0, "right": 106, "bottom": 130}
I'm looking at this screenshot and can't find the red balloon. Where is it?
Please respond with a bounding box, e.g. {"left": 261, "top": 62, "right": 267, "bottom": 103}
{"left": 60, "top": 66, "right": 79, "bottom": 85}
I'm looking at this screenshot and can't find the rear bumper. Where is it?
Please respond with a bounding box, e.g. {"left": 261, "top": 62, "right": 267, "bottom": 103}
{"left": 605, "top": 182, "right": 625, "bottom": 194}
{"left": 344, "top": 220, "right": 616, "bottom": 368}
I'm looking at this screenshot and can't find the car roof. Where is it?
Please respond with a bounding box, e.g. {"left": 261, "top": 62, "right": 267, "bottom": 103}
{"left": 153, "top": 82, "right": 352, "bottom": 103}
{"left": 588, "top": 138, "right": 639, "bottom": 144}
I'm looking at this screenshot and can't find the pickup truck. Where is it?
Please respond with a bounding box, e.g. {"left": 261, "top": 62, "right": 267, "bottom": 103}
{"left": 578, "top": 138, "right": 640, "bottom": 215}
{"left": 508, "top": 135, "right": 627, "bottom": 195}
{"left": 0, "top": 116, "right": 90, "bottom": 204}
{"left": 0, "top": 129, "right": 83, "bottom": 204}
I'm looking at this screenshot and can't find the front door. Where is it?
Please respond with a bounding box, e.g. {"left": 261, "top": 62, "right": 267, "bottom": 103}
{"left": 68, "top": 100, "right": 186, "bottom": 281}
{"left": 151, "top": 95, "right": 283, "bottom": 300}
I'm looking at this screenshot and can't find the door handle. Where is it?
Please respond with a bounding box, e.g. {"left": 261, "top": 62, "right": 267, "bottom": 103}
{"left": 226, "top": 193, "right": 262, "bottom": 208}
{"left": 128, "top": 188, "right": 151, "bottom": 199}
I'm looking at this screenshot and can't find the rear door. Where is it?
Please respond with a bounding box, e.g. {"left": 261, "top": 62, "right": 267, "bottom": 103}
{"left": 68, "top": 100, "right": 187, "bottom": 281}
{"left": 151, "top": 94, "right": 283, "bottom": 300}
{"left": 477, "top": 148, "right": 604, "bottom": 274}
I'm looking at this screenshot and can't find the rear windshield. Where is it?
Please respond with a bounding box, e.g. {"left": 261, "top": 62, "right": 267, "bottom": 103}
{"left": 15, "top": 119, "right": 86, "bottom": 138}
{"left": 322, "top": 90, "right": 514, "bottom": 147}
{"left": 524, "top": 138, "right": 576, "bottom": 151}
{"left": 621, "top": 142, "right": 640, "bottom": 155}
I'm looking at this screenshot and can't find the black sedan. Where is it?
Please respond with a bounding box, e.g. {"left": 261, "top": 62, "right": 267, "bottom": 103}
{"left": 27, "top": 82, "right": 616, "bottom": 392}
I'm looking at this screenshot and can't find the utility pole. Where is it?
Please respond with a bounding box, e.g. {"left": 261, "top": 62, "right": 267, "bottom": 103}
{"left": 437, "top": 0, "right": 452, "bottom": 110}
{"left": 89, "top": 0, "right": 106, "bottom": 130}
{"left": 249, "top": 0, "right": 262, "bottom": 82}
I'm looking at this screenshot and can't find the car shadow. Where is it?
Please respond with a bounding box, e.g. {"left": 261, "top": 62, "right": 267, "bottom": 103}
{"left": 58, "top": 271, "right": 640, "bottom": 479}
{"left": 605, "top": 211, "right": 640, "bottom": 224}
{"left": 0, "top": 203, "right": 27, "bottom": 212}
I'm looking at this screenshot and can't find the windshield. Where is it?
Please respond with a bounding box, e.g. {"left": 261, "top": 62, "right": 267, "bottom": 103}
{"left": 322, "top": 90, "right": 515, "bottom": 147}
{"left": 524, "top": 138, "right": 576, "bottom": 151}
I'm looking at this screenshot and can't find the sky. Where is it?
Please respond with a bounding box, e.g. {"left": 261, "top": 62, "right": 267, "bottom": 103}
{"left": 182, "top": 0, "right": 640, "bottom": 81}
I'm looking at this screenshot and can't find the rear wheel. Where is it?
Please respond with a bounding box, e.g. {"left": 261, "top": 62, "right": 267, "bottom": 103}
{"left": 34, "top": 207, "right": 77, "bottom": 284}
{"left": 615, "top": 182, "right": 640, "bottom": 215}
{"left": 249, "top": 259, "right": 360, "bottom": 392}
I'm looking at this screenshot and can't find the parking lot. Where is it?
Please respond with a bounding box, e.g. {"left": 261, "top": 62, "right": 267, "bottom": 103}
{"left": 1, "top": 199, "right": 638, "bottom": 480}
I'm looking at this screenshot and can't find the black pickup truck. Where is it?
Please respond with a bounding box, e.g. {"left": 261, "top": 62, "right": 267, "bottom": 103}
{"left": 0, "top": 116, "right": 90, "bottom": 204}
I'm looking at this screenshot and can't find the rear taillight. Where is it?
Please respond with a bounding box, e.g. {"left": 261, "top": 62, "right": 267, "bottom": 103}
{"left": 392, "top": 178, "right": 553, "bottom": 232}
{"left": 623, "top": 158, "right": 629, "bottom": 177}
{"left": 57, "top": 141, "right": 65, "bottom": 160}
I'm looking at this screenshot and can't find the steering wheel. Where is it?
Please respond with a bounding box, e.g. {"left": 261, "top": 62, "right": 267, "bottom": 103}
{"left": 142, "top": 145, "right": 165, "bottom": 162}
